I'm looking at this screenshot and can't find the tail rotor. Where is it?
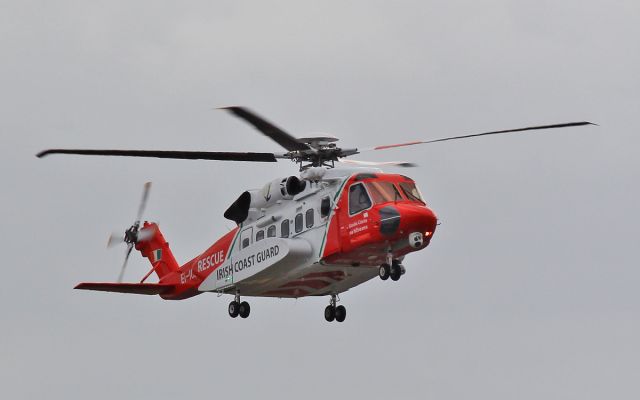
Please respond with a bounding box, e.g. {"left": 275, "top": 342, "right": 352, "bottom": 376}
{"left": 108, "top": 182, "right": 153, "bottom": 283}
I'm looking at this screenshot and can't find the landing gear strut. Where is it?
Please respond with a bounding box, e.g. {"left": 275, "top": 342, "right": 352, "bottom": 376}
{"left": 324, "top": 294, "right": 346, "bottom": 323}
{"left": 228, "top": 293, "right": 250, "bottom": 319}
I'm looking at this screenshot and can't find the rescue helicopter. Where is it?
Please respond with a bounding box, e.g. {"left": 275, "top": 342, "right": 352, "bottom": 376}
{"left": 37, "top": 107, "right": 594, "bottom": 322}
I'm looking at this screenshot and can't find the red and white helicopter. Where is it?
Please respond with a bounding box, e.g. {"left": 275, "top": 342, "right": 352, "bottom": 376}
{"left": 38, "top": 107, "right": 593, "bottom": 322}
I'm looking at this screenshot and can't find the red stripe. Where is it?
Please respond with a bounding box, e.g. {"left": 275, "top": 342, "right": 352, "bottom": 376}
{"left": 374, "top": 141, "right": 423, "bottom": 150}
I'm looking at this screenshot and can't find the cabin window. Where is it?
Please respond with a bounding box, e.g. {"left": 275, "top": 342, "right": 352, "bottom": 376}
{"left": 256, "top": 230, "right": 265, "bottom": 241}
{"left": 240, "top": 228, "right": 252, "bottom": 249}
{"left": 399, "top": 182, "right": 425, "bottom": 205}
{"left": 349, "top": 183, "right": 372, "bottom": 215}
{"left": 281, "top": 220, "right": 290, "bottom": 238}
{"left": 295, "top": 213, "right": 303, "bottom": 233}
{"left": 306, "top": 209, "right": 314, "bottom": 228}
{"left": 320, "top": 196, "right": 331, "bottom": 217}
{"left": 366, "top": 181, "right": 402, "bottom": 204}
{"left": 267, "top": 225, "right": 276, "bottom": 237}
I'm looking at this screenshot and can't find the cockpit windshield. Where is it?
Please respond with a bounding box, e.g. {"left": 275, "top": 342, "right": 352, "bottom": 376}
{"left": 365, "top": 181, "right": 402, "bottom": 204}
{"left": 399, "top": 181, "right": 425, "bottom": 204}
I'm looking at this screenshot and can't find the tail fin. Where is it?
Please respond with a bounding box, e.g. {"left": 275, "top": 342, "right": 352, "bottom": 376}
{"left": 135, "top": 222, "right": 179, "bottom": 281}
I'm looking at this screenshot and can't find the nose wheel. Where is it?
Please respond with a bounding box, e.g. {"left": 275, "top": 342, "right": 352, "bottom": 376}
{"left": 324, "top": 294, "right": 346, "bottom": 322}
{"left": 228, "top": 293, "right": 251, "bottom": 319}
{"left": 379, "top": 259, "right": 405, "bottom": 281}
{"left": 379, "top": 263, "right": 391, "bottom": 280}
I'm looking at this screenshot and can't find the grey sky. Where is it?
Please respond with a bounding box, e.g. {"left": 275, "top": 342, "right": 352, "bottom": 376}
{"left": 1, "top": 1, "right": 639, "bottom": 399}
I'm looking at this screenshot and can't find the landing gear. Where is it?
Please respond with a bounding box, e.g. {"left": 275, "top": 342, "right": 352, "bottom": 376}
{"left": 390, "top": 262, "right": 402, "bottom": 281}
{"left": 239, "top": 301, "right": 250, "bottom": 318}
{"left": 324, "top": 294, "right": 346, "bottom": 323}
{"left": 335, "top": 305, "right": 346, "bottom": 322}
{"left": 324, "top": 305, "right": 335, "bottom": 322}
{"left": 228, "top": 301, "right": 239, "bottom": 318}
{"left": 379, "top": 264, "right": 390, "bottom": 280}
{"left": 380, "top": 252, "right": 405, "bottom": 282}
{"left": 229, "top": 293, "right": 250, "bottom": 319}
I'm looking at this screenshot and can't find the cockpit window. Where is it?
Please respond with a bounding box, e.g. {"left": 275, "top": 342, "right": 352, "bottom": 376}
{"left": 366, "top": 181, "right": 402, "bottom": 204}
{"left": 349, "top": 183, "right": 372, "bottom": 215}
{"left": 399, "top": 182, "right": 425, "bottom": 204}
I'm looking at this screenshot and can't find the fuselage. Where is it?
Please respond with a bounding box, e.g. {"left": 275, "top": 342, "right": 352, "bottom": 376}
{"left": 143, "top": 168, "right": 437, "bottom": 300}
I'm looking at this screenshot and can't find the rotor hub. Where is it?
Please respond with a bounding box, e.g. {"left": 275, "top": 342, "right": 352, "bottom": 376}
{"left": 124, "top": 224, "right": 139, "bottom": 244}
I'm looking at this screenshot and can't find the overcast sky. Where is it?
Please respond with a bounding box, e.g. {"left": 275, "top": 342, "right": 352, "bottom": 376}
{"left": 1, "top": 1, "right": 639, "bottom": 399}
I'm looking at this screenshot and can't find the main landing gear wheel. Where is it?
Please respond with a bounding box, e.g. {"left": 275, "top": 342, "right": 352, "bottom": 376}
{"left": 334, "top": 305, "right": 346, "bottom": 322}
{"left": 325, "top": 294, "right": 346, "bottom": 323}
{"left": 379, "top": 263, "right": 391, "bottom": 280}
{"left": 390, "top": 263, "right": 402, "bottom": 281}
{"left": 239, "top": 301, "right": 250, "bottom": 318}
{"left": 229, "top": 293, "right": 250, "bottom": 319}
{"left": 324, "top": 305, "right": 335, "bottom": 322}
{"left": 228, "top": 301, "right": 240, "bottom": 318}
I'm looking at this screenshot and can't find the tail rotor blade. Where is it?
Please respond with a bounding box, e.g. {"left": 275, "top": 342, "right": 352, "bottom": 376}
{"left": 117, "top": 244, "right": 134, "bottom": 283}
{"left": 107, "top": 233, "right": 125, "bottom": 248}
{"left": 135, "top": 182, "right": 152, "bottom": 224}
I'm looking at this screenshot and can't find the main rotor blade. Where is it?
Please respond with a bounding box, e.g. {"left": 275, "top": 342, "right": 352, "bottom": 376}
{"left": 36, "top": 149, "right": 278, "bottom": 162}
{"left": 117, "top": 243, "right": 134, "bottom": 283}
{"left": 368, "top": 121, "right": 596, "bottom": 151}
{"left": 135, "top": 182, "right": 152, "bottom": 223}
{"left": 220, "top": 106, "right": 311, "bottom": 152}
{"left": 338, "top": 159, "right": 417, "bottom": 168}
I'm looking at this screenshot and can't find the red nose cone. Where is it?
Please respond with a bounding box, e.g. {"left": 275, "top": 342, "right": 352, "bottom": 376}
{"left": 422, "top": 207, "right": 438, "bottom": 234}
{"left": 397, "top": 203, "right": 438, "bottom": 238}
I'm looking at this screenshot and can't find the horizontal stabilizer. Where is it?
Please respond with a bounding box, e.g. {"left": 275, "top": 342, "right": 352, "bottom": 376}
{"left": 74, "top": 282, "right": 175, "bottom": 295}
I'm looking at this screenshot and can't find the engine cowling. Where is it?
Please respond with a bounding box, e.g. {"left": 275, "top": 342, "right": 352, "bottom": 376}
{"left": 223, "top": 176, "right": 307, "bottom": 224}
{"left": 254, "top": 176, "right": 306, "bottom": 207}
{"left": 283, "top": 176, "right": 306, "bottom": 197}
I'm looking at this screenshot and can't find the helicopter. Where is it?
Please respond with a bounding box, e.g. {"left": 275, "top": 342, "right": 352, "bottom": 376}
{"left": 37, "top": 106, "right": 594, "bottom": 322}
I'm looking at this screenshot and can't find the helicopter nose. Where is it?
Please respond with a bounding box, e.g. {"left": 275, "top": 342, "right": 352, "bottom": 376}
{"left": 418, "top": 206, "right": 437, "bottom": 241}
{"left": 404, "top": 206, "right": 437, "bottom": 249}
{"left": 420, "top": 207, "right": 438, "bottom": 234}
{"left": 399, "top": 204, "right": 437, "bottom": 238}
{"left": 378, "top": 204, "right": 437, "bottom": 239}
